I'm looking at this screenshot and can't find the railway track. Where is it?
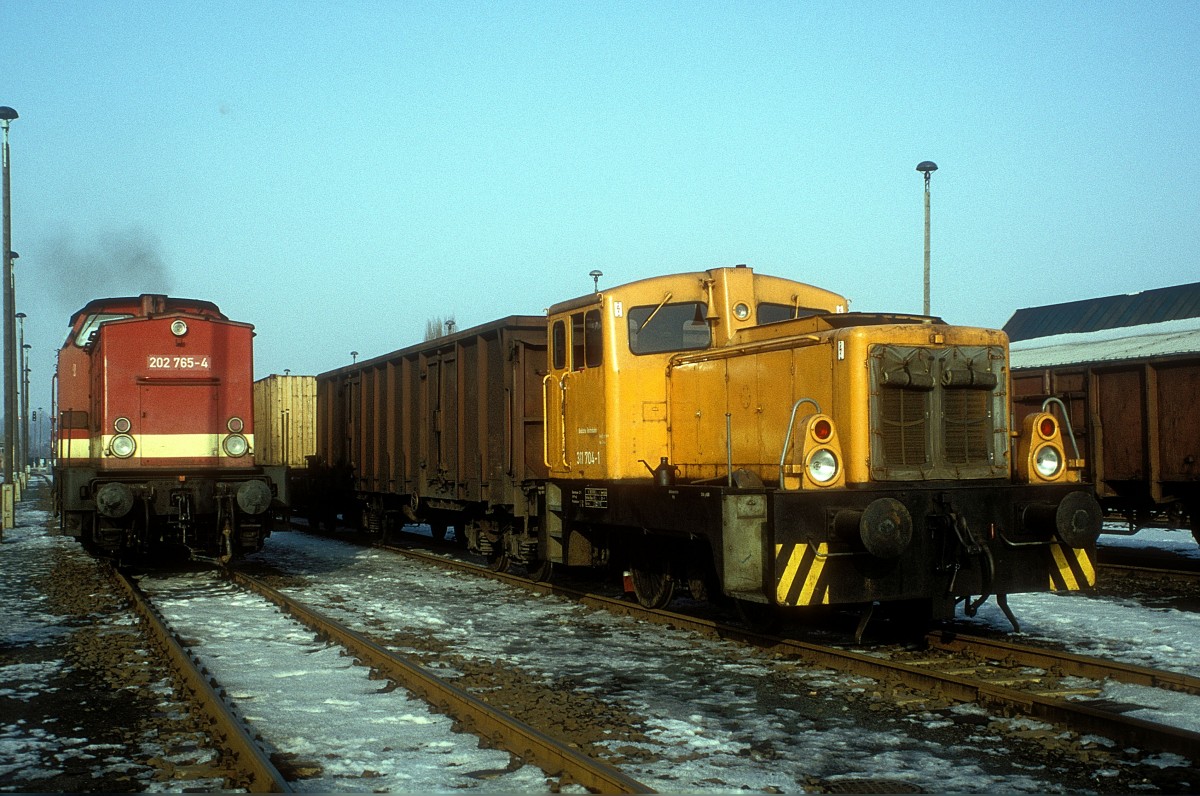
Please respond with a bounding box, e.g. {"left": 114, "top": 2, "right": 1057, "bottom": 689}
{"left": 111, "top": 560, "right": 651, "bottom": 793}
{"left": 105, "top": 564, "right": 292, "bottom": 793}
{"left": 225, "top": 568, "right": 652, "bottom": 794}
{"left": 370, "top": 538, "right": 1200, "bottom": 764}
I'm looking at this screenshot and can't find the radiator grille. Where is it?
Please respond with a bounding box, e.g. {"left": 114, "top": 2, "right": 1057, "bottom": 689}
{"left": 943, "top": 389, "right": 991, "bottom": 465}
{"left": 871, "top": 344, "right": 1006, "bottom": 480}
{"left": 879, "top": 389, "right": 928, "bottom": 466}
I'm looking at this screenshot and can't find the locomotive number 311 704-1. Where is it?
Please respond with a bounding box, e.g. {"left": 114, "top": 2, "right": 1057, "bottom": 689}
{"left": 147, "top": 355, "right": 211, "bottom": 370}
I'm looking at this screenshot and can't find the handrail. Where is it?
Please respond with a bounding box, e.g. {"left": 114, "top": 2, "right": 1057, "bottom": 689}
{"left": 541, "top": 373, "right": 569, "bottom": 469}
{"left": 778, "top": 397, "right": 821, "bottom": 488}
{"left": 1041, "top": 396, "right": 1080, "bottom": 458}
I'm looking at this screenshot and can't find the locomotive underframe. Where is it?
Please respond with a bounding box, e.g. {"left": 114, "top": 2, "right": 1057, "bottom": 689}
{"left": 55, "top": 465, "right": 276, "bottom": 559}
{"left": 543, "top": 478, "right": 1097, "bottom": 615}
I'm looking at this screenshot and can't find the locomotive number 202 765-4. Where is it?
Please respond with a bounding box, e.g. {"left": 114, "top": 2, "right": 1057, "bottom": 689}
{"left": 147, "top": 355, "right": 211, "bottom": 370}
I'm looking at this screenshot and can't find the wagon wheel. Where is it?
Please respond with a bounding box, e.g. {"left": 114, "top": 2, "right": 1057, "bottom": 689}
{"left": 487, "top": 550, "right": 514, "bottom": 574}
{"left": 527, "top": 558, "right": 554, "bottom": 582}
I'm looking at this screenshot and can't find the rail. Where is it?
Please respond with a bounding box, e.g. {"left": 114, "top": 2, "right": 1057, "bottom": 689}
{"left": 108, "top": 565, "right": 292, "bottom": 793}
{"left": 227, "top": 569, "right": 653, "bottom": 794}
{"left": 373, "top": 538, "right": 1200, "bottom": 764}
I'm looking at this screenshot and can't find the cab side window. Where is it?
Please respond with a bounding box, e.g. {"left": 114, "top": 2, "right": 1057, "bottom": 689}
{"left": 552, "top": 320, "right": 567, "bottom": 370}
{"left": 570, "top": 310, "right": 603, "bottom": 370}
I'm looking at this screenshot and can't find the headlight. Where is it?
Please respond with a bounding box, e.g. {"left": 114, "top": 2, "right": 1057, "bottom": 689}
{"left": 1034, "top": 445, "right": 1062, "bottom": 478}
{"left": 170, "top": 319, "right": 188, "bottom": 336}
{"left": 111, "top": 434, "right": 136, "bottom": 458}
{"left": 223, "top": 434, "right": 249, "bottom": 457}
{"left": 807, "top": 448, "right": 839, "bottom": 483}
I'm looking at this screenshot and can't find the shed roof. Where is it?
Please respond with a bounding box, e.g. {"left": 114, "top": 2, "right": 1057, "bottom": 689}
{"left": 1002, "top": 282, "right": 1200, "bottom": 343}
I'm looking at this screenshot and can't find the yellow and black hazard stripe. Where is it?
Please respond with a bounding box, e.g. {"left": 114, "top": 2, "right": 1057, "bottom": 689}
{"left": 1048, "top": 543, "right": 1096, "bottom": 591}
{"left": 775, "top": 542, "right": 833, "bottom": 606}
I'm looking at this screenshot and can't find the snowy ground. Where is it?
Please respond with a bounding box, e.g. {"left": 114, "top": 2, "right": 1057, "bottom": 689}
{"left": 245, "top": 529, "right": 1199, "bottom": 793}
{"left": 3, "top": 481, "right": 1197, "bottom": 793}
{"left": 138, "top": 571, "right": 558, "bottom": 793}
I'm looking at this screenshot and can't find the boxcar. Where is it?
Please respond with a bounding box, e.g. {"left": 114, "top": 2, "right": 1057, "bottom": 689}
{"left": 253, "top": 373, "right": 317, "bottom": 514}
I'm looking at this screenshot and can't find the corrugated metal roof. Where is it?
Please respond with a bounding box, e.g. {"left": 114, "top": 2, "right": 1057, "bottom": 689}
{"left": 1002, "top": 281, "right": 1200, "bottom": 342}
{"left": 1010, "top": 317, "right": 1200, "bottom": 369}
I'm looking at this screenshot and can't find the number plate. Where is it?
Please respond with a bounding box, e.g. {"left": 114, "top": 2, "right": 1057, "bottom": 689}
{"left": 147, "top": 355, "right": 211, "bottom": 370}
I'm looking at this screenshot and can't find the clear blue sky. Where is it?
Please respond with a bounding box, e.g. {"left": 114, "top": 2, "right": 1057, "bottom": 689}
{"left": 5, "top": 1, "right": 1198, "bottom": 404}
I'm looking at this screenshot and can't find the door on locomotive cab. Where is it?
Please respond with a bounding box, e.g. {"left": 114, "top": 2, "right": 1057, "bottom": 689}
{"left": 548, "top": 308, "right": 607, "bottom": 478}
{"left": 138, "top": 380, "right": 222, "bottom": 466}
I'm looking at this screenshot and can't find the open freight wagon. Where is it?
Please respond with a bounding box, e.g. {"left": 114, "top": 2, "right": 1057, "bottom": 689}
{"left": 1011, "top": 334, "right": 1200, "bottom": 540}
{"left": 316, "top": 316, "right": 548, "bottom": 554}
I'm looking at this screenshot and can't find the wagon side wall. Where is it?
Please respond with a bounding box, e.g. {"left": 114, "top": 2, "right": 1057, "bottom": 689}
{"left": 316, "top": 316, "right": 548, "bottom": 516}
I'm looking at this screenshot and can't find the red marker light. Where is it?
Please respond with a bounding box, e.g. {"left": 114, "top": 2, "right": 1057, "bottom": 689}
{"left": 813, "top": 418, "right": 832, "bottom": 441}
{"left": 1039, "top": 417, "right": 1057, "bottom": 438}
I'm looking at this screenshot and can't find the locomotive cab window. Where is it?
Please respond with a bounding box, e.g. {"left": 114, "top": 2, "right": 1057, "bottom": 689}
{"left": 757, "top": 302, "right": 824, "bottom": 325}
{"left": 570, "top": 310, "right": 603, "bottom": 370}
{"left": 552, "top": 320, "right": 567, "bottom": 370}
{"left": 628, "top": 302, "right": 711, "bottom": 355}
{"left": 552, "top": 311, "right": 603, "bottom": 371}
{"left": 74, "top": 313, "right": 133, "bottom": 347}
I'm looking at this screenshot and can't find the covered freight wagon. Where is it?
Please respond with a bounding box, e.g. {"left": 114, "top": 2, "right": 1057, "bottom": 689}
{"left": 316, "top": 316, "right": 547, "bottom": 559}
{"left": 253, "top": 374, "right": 317, "bottom": 514}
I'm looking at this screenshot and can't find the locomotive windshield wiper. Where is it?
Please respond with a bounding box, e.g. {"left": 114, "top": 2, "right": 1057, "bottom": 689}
{"left": 637, "top": 291, "right": 673, "bottom": 332}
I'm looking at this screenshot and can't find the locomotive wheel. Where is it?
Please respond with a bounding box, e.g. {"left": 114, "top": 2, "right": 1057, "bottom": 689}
{"left": 628, "top": 564, "right": 676, "bottom": 607}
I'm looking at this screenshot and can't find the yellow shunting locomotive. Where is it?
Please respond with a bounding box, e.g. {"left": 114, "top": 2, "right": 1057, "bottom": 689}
{"left": 318, "top": 265, "right": 1101, "bottom": 628}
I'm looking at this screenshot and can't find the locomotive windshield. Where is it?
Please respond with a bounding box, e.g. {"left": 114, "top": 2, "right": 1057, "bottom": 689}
{"left": 628, "top": 302, "right": 710, "bottom": 354}
{"left": 757, "top": 302, "right": 825, "bottom": 325}
{"left": 74, "top": 312, "right": 133, "bottom": 347}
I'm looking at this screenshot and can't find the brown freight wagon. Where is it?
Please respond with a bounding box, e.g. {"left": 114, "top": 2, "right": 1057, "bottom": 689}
{"left": 316, "top": 316, "right": 548, "bottom": 554}
{"left": 1009, "top": 322, "right": 1200, "bottom": 542}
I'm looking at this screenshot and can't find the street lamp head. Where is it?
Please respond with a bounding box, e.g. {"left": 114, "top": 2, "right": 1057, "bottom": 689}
{"left": 8, "top": 251, "right": 17, "bottom": 261}
{"left": 916, "top": 161, "right": 938, "bottom": 174}
{"left": 15, "top": 312, "right": 24, "bottom": 320}
{"left": 0, "top": 107, "right": 17, "bottom": 122}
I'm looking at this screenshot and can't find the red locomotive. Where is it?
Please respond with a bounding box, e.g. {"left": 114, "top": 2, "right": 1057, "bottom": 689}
{"left": 53, "top": 294, "right": 278, "bottom": 560}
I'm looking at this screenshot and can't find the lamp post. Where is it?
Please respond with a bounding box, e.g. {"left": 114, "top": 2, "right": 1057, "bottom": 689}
{"left": 916, "top": 160, "right": 938, "bottom": 316}
{"left": 589, "top": 269, "right": 603, "bottom": 292}
{"left": 21, "top": 344, "right": 29, "bottom": 472}
{"left": 1, "top": 106, "right": 17, "bottom": 491}
{"left": 16, "top": 310, "right": 26, "bottom": 471}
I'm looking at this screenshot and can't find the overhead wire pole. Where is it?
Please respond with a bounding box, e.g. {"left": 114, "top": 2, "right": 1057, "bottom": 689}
{"left": 917, "top": 161, "right": 938, "bottom": 316}
{"left": 1, "top": 106, "right": 17, "bottom": 513}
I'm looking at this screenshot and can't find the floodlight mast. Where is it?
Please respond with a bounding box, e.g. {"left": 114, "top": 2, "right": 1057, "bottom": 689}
{"left": 916, "top": 161, "right": 938, "bottom": 316}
